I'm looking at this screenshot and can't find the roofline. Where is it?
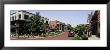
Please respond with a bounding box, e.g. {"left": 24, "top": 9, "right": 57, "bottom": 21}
{"left": 10, "top": 10, "right": 35, "bottom": 15}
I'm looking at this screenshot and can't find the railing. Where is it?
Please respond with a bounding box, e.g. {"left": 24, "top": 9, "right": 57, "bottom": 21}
{"left": 16, "top": 24, "right": 20, "bottom": 27}
{"left": 11, "top": 25, "right": 16, "bottom": 28}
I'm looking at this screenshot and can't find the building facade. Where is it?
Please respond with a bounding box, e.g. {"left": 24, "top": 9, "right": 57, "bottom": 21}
{"left": 49, "top": 20, "right": 71, "bottom": 32}
{"left": 87, "top": 10, "right": 100, "bottom": 37}
{"left": 40, "top": 17, "right": 49, "bottom": 33}
{"left": 11, "top": 10, "right": 49, "bottom": 35}
{"left": 11, "top": 10, "right": 35, "bottom": 35}
{"left": 49, "top": 20, "right": 62, "bottom": 31}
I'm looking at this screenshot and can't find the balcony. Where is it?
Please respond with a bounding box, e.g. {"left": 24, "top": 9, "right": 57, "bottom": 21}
{"left": 11, "top": 25, "right": 16, "bottom": 28}
{"left": 16, "top": 25, "right": 19, "bottom": 27}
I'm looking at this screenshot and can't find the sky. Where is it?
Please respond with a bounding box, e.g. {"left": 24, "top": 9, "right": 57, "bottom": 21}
{"left": 11, "top": 10, "right": 95, "bottom": 27}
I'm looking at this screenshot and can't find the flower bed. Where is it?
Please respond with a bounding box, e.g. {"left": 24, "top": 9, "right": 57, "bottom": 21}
{"left": 46, "top": 32, "right": 60, "bottom": 36}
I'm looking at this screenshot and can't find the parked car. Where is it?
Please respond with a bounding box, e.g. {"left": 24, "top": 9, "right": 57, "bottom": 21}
{"left": 68, "top": 31, "right": 75, "bottom": 37}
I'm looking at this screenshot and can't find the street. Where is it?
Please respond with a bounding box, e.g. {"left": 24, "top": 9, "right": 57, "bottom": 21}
{"left": 45, "top": 31, "right": 69, "bottom": 40}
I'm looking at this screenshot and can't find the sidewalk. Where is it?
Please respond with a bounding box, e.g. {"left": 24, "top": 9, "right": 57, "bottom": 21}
{"left": 88, "top": 35, "right": 100, "bottom": 40}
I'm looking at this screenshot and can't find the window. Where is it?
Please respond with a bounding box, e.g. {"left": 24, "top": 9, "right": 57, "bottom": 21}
{"left": 19, "top": 14, "right": 21, "bottom": 19}
{"left": 42, "top": 19, "right": 44, "bottom": 22}
{"left": 15, "top": 16, "right": 16, "bottom": 20}
{"left": 12, "top": 16, "right": 14, "bottom": 21}
{"left": 24, "top": 14, "right": 29, "bottom": 19}
{"left": 46, "top": 21, "right": 48, "bottom": 24}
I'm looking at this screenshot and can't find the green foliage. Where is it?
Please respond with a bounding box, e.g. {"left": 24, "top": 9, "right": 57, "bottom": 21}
{"left": 47, "top": 32, "right": 60, "bottom": 36}
{"left": 67, "top": 24, "right": 73, "bottom": 31}
{"left": 23, "top": 12, "right": 43, "bottom": 35}
{"left": 72, "top": 34, "right": 82, "bottom": 40}
{"left": 72, "top": 34, "right": 88, "bottom": 40}
{"left": 11, "top": 32, "right": 16, "bottom": 34}
{"left": 73, "top": 24, "right": 88, "bottom": 36}
{"left": 74, "top": 24, "right": 88, "bottom": 31}
{"left": 81, "top": 34, "right": 87, "bottom": 38}
{"left": 81, "top": 34, "right": 88, "bottom": 40}
{"left": 72, "top": 24, "right": 88, "bottom": 40}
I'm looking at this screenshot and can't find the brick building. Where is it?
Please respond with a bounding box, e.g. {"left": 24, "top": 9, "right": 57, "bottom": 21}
{"left": 49, "top": 20, "right": 69, "bottom": 31}
{"left": 49, "top": 20, "right": 62, "bottom": 31}
{"left": 87, "top": 10, "right": 100, "bottom": 38}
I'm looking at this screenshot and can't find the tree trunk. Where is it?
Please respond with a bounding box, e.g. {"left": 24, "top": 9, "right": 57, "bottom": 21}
{"left": 28, "top": 34, "right": 29, "bottom": 38}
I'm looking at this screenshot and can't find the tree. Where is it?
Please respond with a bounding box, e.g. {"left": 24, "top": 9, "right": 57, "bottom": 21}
{"left": 72, "top": 34, "right": 82, "bottom": 40}
{"left": 39, "top": 17, "right": 49, "bottom": 36}
{"left": 24, "top": 12, "right": 43, "bottom": 35}
{"left": 74, "top": 24, "right": 88, "bottom": 36}
{"left": 72, "top": 24, "right": 88, "bottom": 40}
{"left": 67, "top": 24, "right": 73, "bottom": 31}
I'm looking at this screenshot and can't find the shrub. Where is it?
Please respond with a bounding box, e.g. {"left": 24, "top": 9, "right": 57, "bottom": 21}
{"left": 47, "top": 32, "right": 60, "bottom": 36}
{"left": 72, "top": 34, "right": 82, "bottom": 40}
{"left": 81, "top": 34, "right": 88, "bottom": 40}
